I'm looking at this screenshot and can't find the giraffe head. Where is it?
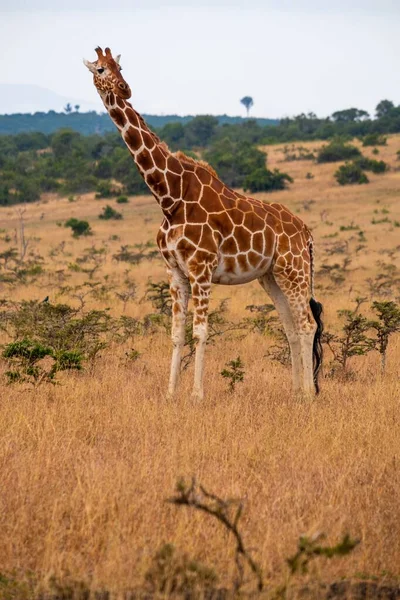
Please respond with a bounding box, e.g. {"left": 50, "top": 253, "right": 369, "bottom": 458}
{"left": 83, "top": 46, "right": 131, "bottom": 100}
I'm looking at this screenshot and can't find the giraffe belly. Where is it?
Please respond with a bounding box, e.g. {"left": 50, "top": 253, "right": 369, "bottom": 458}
{"left": 212, "top": 254, "right": 271, "bottom": 285}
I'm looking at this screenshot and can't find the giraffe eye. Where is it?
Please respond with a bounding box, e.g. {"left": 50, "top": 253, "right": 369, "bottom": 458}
{"left": 97, "top": 67, "right": 105, "bottom": 74}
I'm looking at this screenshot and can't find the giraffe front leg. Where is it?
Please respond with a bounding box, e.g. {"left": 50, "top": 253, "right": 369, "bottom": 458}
{"left": 189, "top": 272, "right": 212, "bottom": 401}
{"left": 167, "top": 268, "right": 190, "bottom": 398}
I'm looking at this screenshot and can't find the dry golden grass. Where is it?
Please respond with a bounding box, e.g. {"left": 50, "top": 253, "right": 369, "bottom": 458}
{"left": 0, "top": 135, "right": 400, "bottom": 596}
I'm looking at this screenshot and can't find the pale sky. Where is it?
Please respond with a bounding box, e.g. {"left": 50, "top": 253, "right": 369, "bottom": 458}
{"left": 1, "top": 0, "right": 399, "bottom": 118}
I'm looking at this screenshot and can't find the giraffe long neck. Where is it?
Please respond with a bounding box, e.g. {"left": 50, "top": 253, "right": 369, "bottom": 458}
{"left": 102, "top": 92, "right": 183, "bottom": 214}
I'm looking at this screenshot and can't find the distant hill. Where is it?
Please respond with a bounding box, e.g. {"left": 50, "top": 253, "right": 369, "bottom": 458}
{"left": 0, "top": 84, "right": 98, "bottom": 115}
{"left": 0, "top": 108, "right": 279, "bottom": 135}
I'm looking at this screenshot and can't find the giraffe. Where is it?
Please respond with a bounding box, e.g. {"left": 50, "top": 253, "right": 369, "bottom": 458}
{"left": 84, "top": 47, "right": 323, "bottom": 400}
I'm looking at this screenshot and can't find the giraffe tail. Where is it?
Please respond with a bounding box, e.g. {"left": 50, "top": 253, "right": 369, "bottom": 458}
{"left": 308, "top": 236, "right": 323, "bottom": 394}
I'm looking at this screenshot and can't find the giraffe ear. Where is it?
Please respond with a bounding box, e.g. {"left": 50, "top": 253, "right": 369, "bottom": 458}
{"left": 115, "top": 54, "right": 121, "bottom": 65}
{"left": 83, "top": 59, "right": 97, "bottom": 74}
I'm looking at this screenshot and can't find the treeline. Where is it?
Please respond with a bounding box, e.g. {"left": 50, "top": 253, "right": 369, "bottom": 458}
{"left": 0, "top": 99, "right": 399, "bottom": 207}
{"left": 0, "top": 111, "right": 278, "bottom": 135}
{"left": 0, "top": 119, "right": 294, "bottom": 206}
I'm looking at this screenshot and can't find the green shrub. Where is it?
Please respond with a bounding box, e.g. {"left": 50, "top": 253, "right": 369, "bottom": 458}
{"left": 334, "top": 163, "right": 369, "bottom": 185}
{"left": 95, "top": 180, "right": 119, "bottom": 199}
{"left": 2, "top": 338, "right": 82, "bottom": 385}
{"left": 116, "top": 195, "right": 129, "bottom": 204}
{"left": 317, "top": 142, "right": 361, "bottom": 163}
{"left": 354, "top": 156, "right": 388, "bottom": 173}
{"left": 99, "top": 205, "right": 123, "bottom": 220}
{"left": 204, "top": 139, "right": 265, "bottom": 188}
{"left": 243, "top": 167, "right": 293, "bottom": 193}
{"left": 362, "top": 133, "right": 387, "bottom": 146}
{"left": 64, "top": 218, "right": 92, "bottom": 237}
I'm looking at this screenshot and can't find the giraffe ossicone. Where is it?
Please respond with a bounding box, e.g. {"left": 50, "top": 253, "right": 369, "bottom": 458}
{"left": 84, "top": 46, "right": 323, "bottom": 399}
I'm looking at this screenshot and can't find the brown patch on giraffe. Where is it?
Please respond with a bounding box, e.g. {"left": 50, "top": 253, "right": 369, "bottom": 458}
{"left": 292, "top": 215, "right": 304, "bottom": 230}
{"left": 266, "top": 204, "right": 282, "bottom": 220}
{"left": 221, "top": 236, "right": 239, "bottom": 255}
{"left": 156, "top": 227, "right": 167, "bottom": 246}
{"left": 237, "top": 199, "right": 252, "bottom": 213}
{"left": 226, "top": 209, "right": 244, "bottom": 226}
{"left": 278, "top": 234, "right": 290, "bottom": 254}
{"left": 186, "top": 204, "right": 208, "bottom": 224}
{"left": 182, "top": 171, "right": 202, "bottom": 200}
{"left": 173, "top": 303, "right": 182, "bottom": 315}
{"left": 243, "top": 212, "right": 264, "bottom": 231}
{"left": 237, "top": 254, "right": 250, "bottom": 272}
{"left": 280, "top": 209, "right": 294, "bottom": 224}
{"left": 211, "top": 179, "right": 224, "bottom": 193}
{"left": 264, "top": 226, "right": 276, "bottom": 256}
{"left": 141, "top": 130, "right": 156, "bottom": 150}
{"left": 177, "top": 238, "right": 197, "bottom": 263}
{"left": 253, "top": 204, "right": 268, "bottom": 219}
{"left": 173, "top": 151, "right": 218, "bottom": 178}
{"left": 208, "top": 214, "right": 234, "bottom": 237}
{"left": 223, "top": 188, "right": 236, "bottom": 201}
{"left": 200, "top": 187, "right": 224, "bottom": 212}
{"left": 252, "top": 231, "right": 264, "bottom": 254}
{"left": 234, "top": 226, "right": 252, "bottom": 251}
{"left": 266, "top": 211, "right": 281, "bottom": 233}
{"left": 220, "top": 195, "right": 235, "bottom": 210}
{"left": 224, "top": 257, "right": 237, "bottom": 274}
{"left": 146, "top": 169, "right": 166, "bottom": 189}
{"left": 152, "top": 146, "right": 167, "bottom": 170}
{"left": 161, "top": 197, "right": 176, "bottom": 211}
{"left": 183, "top": 224, "right": 202, "bottom": 246}
{"left": 125, "top": 107, "right": 140, "bottom": 126}
{"left": 292, "top": 255, "right": 302, "bottom": 271}
{"left": 167, "top": 225, "right": 184, "bottom": 242}
{"left": 166, "top": 171, "right": 182, "bottom": 198}
{"left": 124, "top": 127, "right": 142, "bottom": 151}
{"left": 167, "top": 155, "right": 184, "bottom": 175}
{"left": 196, "top": 167, "right": 212, "bottom": 185}
{"left": 193, "top": 249, "right": 216, "bottom": 265}
{"left": 284, "top": 222, "right": 298, "bottom": 237}
{"left": 152, "top": 179, "right": 169, "bottom": 197}
{"left": 248, "top": 251, "right": 262, "bottom": 268}
{"left": 169, "top": 204, "right": 185, "bottom": 225}
{"left": 199, "top": 225, "right": 216, "bottom": 252}
{"left": 116, "top": 96, "right": 125, "bottom": 109}
{"left": 137, "top": 147, "right": 154, "bottom": 172}
{"left": 109, "top": 108, "right": 126, "bottom": 129}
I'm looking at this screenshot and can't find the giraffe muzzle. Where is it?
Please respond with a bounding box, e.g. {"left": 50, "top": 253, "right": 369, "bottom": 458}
{"left": 116, "top": 81, "right": 131, "bottom": 99}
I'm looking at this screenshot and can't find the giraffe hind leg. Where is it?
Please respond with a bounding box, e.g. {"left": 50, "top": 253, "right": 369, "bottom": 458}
{"left": 259, "top": 272, "right": 302, "bottom": 394}
{"left": 272, "top": 269, "right": 318, "bottom": 396}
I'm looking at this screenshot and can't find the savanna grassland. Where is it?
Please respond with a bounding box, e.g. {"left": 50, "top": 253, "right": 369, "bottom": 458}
{"left": 0, "top": 136, "right": 400, "bottom": 598}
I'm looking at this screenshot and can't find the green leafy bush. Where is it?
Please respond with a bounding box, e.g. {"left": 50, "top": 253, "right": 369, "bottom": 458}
{"left": 116, "top": 195, "right": 129, "bottom": 204}
{"left": 334, "top": 163, "right": 369, "bottom": 185}
{"left": 354, "top": 156, "right": 388, "bottom": 173}
{"left": 317, "top": 142, "right": 361, "bottom": 163}
{"left": 243, "top": 167, "right": 293, "bottom": 193}
{"left": 99, "top": 205, "right": 123, "bottom": 220}
{"left": 95, "top": 180, "right": 119, "bottom": 198}
{"left": 204, "top": 139, "right": 266, "bottom": 188}
{"left": 362, "top": 133, "right": 387, "bottom": 146}
{"left": 2, "top": 338, "right": 82, "bottom": 385}
{"left": 65, "top": 218, "right": 92, "bottom": 237}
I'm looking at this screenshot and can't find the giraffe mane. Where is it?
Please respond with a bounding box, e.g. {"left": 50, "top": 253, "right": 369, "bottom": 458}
{"left": 172, "top": 150, "right": 218, "bottom": 179}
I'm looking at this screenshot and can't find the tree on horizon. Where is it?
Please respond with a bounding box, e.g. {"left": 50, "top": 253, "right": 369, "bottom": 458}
{"left": 240, "top": 96, "right": 254, "bottom": 118}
